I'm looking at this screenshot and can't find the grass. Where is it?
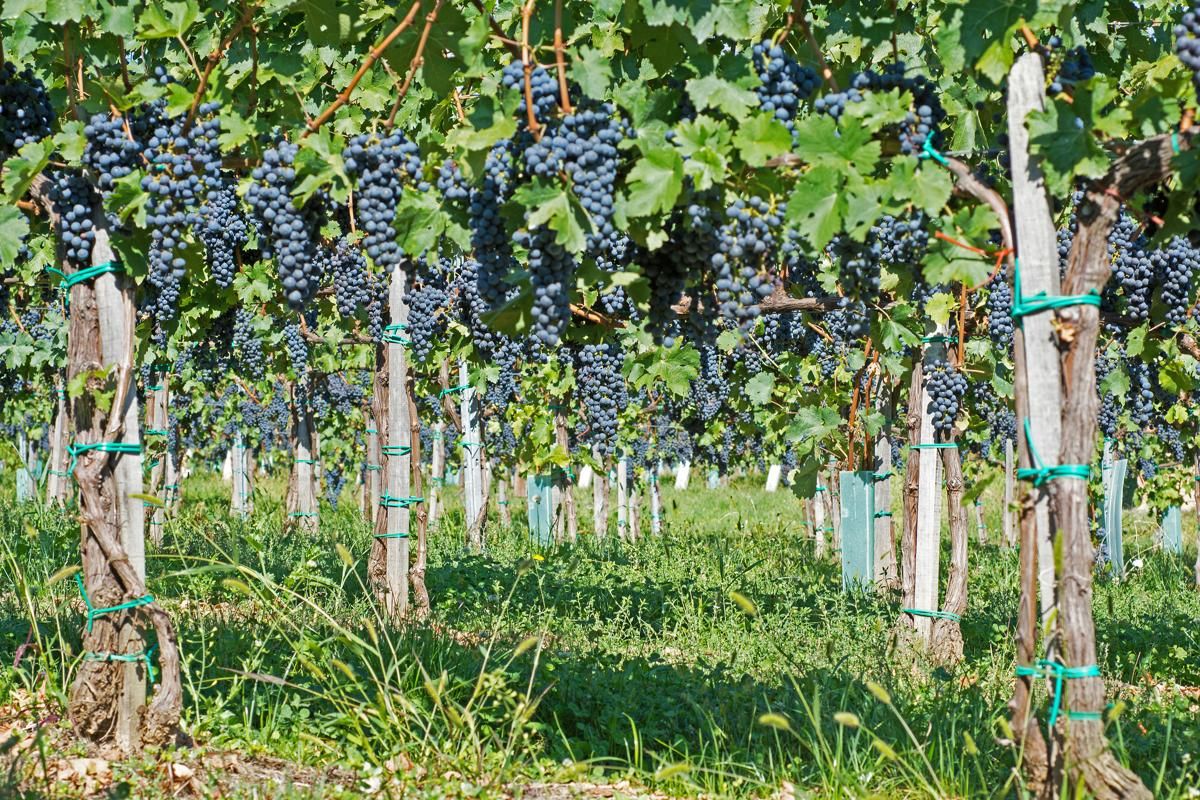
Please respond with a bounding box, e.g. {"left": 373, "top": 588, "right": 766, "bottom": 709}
{"left": 1, "top": 468, "right": 1198, "bottom": 798}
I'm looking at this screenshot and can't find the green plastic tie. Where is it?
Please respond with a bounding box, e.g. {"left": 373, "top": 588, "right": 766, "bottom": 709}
{"left": 440, "top": 384, "right": 471, "bottom": 397}
{"left": 84, "top": 645, "right": 157, "bottom": 683}
{"left": 822, "top": 526, "right": 834, "bottom": 532}
{"left": 380, "top": 494, "right": 424, "bottom": 508}
{"left": 381, "top": 445, "right": 412, "bottom": 456}
{"left": 918, "top": 132, "right": 950, "bottom": 166}
{"left": 288, "top": 511, "right": 318, "bottom": 518}
{"left": 498, "top": 500, "right": 510, "bottom": 505}
{"left": 1014, "top": 660, "right": 1101, "bottom": 727}
{"left": 459, "top": 440, "right": 482, "bottom": 449}
{"left": 146, "top": 385, "right": 165, "bottom": 392}
{"left": 902, "top": 608, "right": 961, "bottom": 623}
{"left": 47, "top": 260, "right": 125, "bottom": 293}
{"left": 366, "top": 428, "right": 378, "bottom": 434}
{"left": 910, "top": 442, "right": 958, "bottom": 450}
{"left": 430, "top": 476, "right": 446, "bottom": 484}
{"left": 1016, "top": 418, "right": 1090, "bottom": 487}
{"left": 814, "top": 486, "right": 827, "bottom": 492}
{"left": 1011, "top": 258, "right": 1101, "bottom": 321}
{"left": 920, "top": 335, "right": 958, "bottom": 344}
{"left": 381, "top": 324, "right": 411, "bottom": 345}
{"left": 375, "top": 531, "right": 410, "bottom": 539}
{"left": 1171, "top": 132, "right": 1181, "bottom": 155}
{"left": 872, "top": 471, "right": 893, "bottom": 481}
{"left": 874, "top": 510, "right": 893, "bottom": 518}
{"left": 164, "top": 483, "right": 179, "bottom": 490}
{"left": 295, "top": 458, "right": 318, "bottom": 465}
{"left": 144, "top": 429, "right": 168, "bottom": 437}
{"left": 48, "top": 469, "right": 71, "bottom": 477}
{"left": 75, "top": 574, "right": 154, "bottom": 633}
{"left": 431, "top": 431, "right": 444, "bottom": 440}
{"left": 67, "top": 441, "right": 141, "bottom": 473}
{"left": 365, "top": 464, "right": 382, "bottom": 471}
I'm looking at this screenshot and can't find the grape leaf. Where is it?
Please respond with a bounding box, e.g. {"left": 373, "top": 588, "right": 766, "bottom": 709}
{"left": 785, "top": 165, "right": 842, "bottom": 250}
{"left": 744, "top": 371, "right": 775, "bottom": 405}
{"left": 624, "top": 145, "right": 683, "bottom": 218}
{"left": 0, "top": 205, "right": 30, "bottom": 268}
{"left": 733, "top": 113, "right": 792, "bottom": 167}
{"left": 686, "top": 74, "right": 758, "bottom": 121}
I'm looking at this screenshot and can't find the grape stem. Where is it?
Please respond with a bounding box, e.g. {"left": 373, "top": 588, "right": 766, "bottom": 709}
{"left": 468, "top": 0, "right": 522, "bottom": 57}
{"left": 784, "top": 0, "right": 839, "bottom": 92}
{"left": 385, "top": 0, "right": 445, "bottom": 130}
{"left": 184, "top": 2, "right": 257, "bottom": 133}
{"left": 304, "top": 2, "right": 423, "bottom": 138}
{"left": 553, "top": 0, "right": 574, "bottom": 114}
{"left": 521, "top": 0, "right": 542, "bottom": 137}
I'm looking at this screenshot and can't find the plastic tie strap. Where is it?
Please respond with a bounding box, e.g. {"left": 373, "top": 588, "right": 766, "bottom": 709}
{"left": 381, "top": 324, "right": 411, "bottom": 345}
{"left": 145, "top": 429, "right": 168, "bottom": 437}
{"left": 901, "top": 608, "right": 961, "bottom": 623}
{"left": 430, "top": 476, "right": 446, "bottom": 484}
{"left": 288, "top": 511, "right": 318, "bottom": 518}
{"left": 1014, "top": 661, "right": 1101, "bottom": 727}
{"left": 875, "top": 510, "right": 893, "bottom": 518}
{"left": 75, "top": 574, "right": 154, "bottom": 633}
{"left": 84, "top": 645, "right": 157, "bottom": 683}
{"left": 380, "top": 494, "right": 424, "bottom": 508}
{"left": 498, "top": 500, "right": 510, "bottom": 505}
{"left": 47, "top": 260, "right": 125, "bottom": 292}
{"left": 1011, "top": 259, "right": 1101, "bottom": 322}
{"left": 375, "top": 531, "right": 410, "bottom": 539}
{"left": 381, "top": 445, "right": 412, "bottom": 456}
{"left": 48, "top": 469, "right": 71, "bottom": 477}
{"left": 1016, "top": 418, "right": 1090, "bottom": 487}
{"left": 146, "top": 385, "right": 165, "bottom": 392}
{"left": 920, "top": 335, "right": 958, "bottom": 344}
{"left": 1172, "top": 132, "right": 1181, "bottom": 155}
{"left": 366, "top": 428, "right": 378, "bottom": 434}
{"left": 872, "top": 471, "right": 893, "bottom": 481}
{"left": 365, "top": 464, "right": 382, "bottom": 471}
{"left": 910, "top": 442, "right": 958, "bottom": 450}
{"left": 440, "top": 384, "right": 471, "bottom": 397}
{"left": 918, "top": 132, "right": 950, "bottom": 167}
{"left": 814, "top": 486, "right": 827, "bottom": 492}
{"left": 459, "top": 440, "right": 482, "bottom": 449}
{"left": 67, "top": 441, "right": 141, "bottom": 472}
{"left": 295, "top": 458, "right": 318, "bottom": 465}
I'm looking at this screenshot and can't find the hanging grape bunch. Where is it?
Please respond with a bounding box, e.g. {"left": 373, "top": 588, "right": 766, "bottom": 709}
{"left": 0, "top": 61, "right": 54, "bottom": 158}
{"left": 751, "top": 40, "right": 819, "bottom": 142}
{"left": 342, "top": 131, "right": 426, "bottom": 273}
{"left": 1176, "top": 1, "right": 1200, "bottom": 100}
{"left": 925, "top": 358, "right": 967, "bottom": 434}
{"left": 713, "top": 196, "right": 781, "bottom": 331}
{"left": 49, "top": 172, "right": 99, "bottom": 268}
{"left": 246, "top": 141, "right": 326, "bottom": 309}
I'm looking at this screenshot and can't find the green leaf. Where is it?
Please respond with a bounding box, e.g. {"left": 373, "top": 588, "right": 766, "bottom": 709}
{"left": 140, "top": 0, "right": 200, "bottom": 39}
{"left": 624, "top": 145, "right": 683, "bottom": 218}
{"left": 515, "top": 180, "right": 590, "bottom": 254}
{"left": 785, "top": 165, "right": 842, "bottom": 250}
{"left": 924, "top": 293, "right": 958, "bottom": 328}
{"left": 685, "top": 74, "right": 758, "bottom": 121}
{"left": 1028, "top": 98, "right": 1110, "bottom": 196}
{"left": 53, "top": 119, "right": 86, "bottom": 162}
{"left": 574, "top": 46, "right": 613, "bottom": 98}
{"left": 0, "top": 205, "right": 30, "bottom": 268}
{"left": 744, "top": 371, "right": 775, "bottom": 405}
{"left": 733, "top": 113, "right": 792, "bottom": 167}
{"left": 1, "top": 0, "right": 46, "bottom": 19}
{"left": 1, "top": 139, "right": 51, "bottom": 201}
{"left": 716, "top": 328, "right": 741, "bottom": 352}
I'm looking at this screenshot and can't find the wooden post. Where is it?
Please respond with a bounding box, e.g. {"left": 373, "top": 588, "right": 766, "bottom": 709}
{"left": 366, "top": 409, "right": 382, "bottom": 522}
{"left": 230, "top": 432, "right": 249, "bottom": 518}
{"left": 616, "top": 457, "right": 629, "bottom": 539}
{"left": 498, "top": 472, "right": 511, "bottom": 527}
{"left": 628, "top": 473, "right": 641, "bottom": 542}
{"left": 827, "top": 464, "right": 842, "bottom": 552}
{"left": 460, "top": 361, "right": 486, "bottom": 550}
{"left": 873, "top": 399, "right": 897, "bottom": 588}
{"left": 650, "top": 472, "right": 662, "bottom": 535}
{"left": 674, "top": 460, "right": 690, "bottom": 490}
{"left": 427, "top": 420, "right": 445, "bottom": 527}
{"left": 287, "top": 383, "right": 319, "bottom": 532}
{"left": 407, "top": 372, "right": 430, "bottom": 616}
{"left": 765, "top": 464, "right": 782, "bottom": 492}
{"left": 814, "top": 485, "right": 827, "bottom": 557}
{"left": 46, "top": 377, "right": 69, "bottom": 505}
{"left": 381, "top": 266, "right": 412, "bottom": 617}
{"left": 593, "top": 448, "right": 609, "bottom": 537}
{"left": 1194, "top": 455, "right": 1200, "bottom": 588}
{"left": 1003, "top": 439, "right": 1015, "bottom": 546}
{"left": 554, "top": 409, "right": 577, "bottom": 543}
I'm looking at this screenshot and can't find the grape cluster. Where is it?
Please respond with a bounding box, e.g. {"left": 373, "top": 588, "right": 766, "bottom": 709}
{"left": 688, "top": 345, "right": 729, "bottom": 422}
{"left": 501, "top": 60, "right": 560, "bottom": 123}
{"left": 574, "top": 342, "right": 629, "bottom": 457}
{"left": 247, "top": 142, "right": 325, "bottom": 309}
{"left": 455, "top": 257, "right": 499, "bottom": 355}
{"left": 1049, "top": 47, "right": 1095, "bottom": 94}
{"left": 470, "top": 140, "right": 517, "bottom": 308}
{"left": 1127, "top": 359, "right": 1156, "bottom": 428}
{"left": 407, "top": 256, "right": 452, "bottom": 363}
{"left": 515, "top": 225, "right": 574, "bottom": 345}
{"left": 925, "top": 358, "right": 966, "bottom": 434}
{"left": 342, "top": 132, "right": 426, "bottom": 272}
{"left": 751, "top": 40, "right": 819, "bottom": 140}
{"left": 328, "top": 238, "right": 371, "bottom": 317}
{"left": 283, "top": 321, "right": 309, "bottom": 380}
{"left": 712, "top": 197, "right": 780, "bottom": 330}
{"left": 987, "top": 263, "right": 1014, "bottom": 349}
{"left": 233, "top": 308, "right": 265, "bottom": 380}
{"left": 83, "top": 111, "right": 146, "bottom": 194}
{"left": 324, "top": 466, "right": 346, "bottom": 509}
{"left": 1176, "top": 1, "right": 1200, "bottom": 100}
{"left": 437, "top": 159, "right": 470, "bottom": 204}
{"left": 141, "top": 100, "right": 222, "bottom": 322}
{"left": 815, "top": 63, "right": 945, "bottom": 156}
{"left": 196, "top": 179, "right": 248, "bottom": 288}
{"left": 1152, "top": 235, "right": 1199, "bottom": 327}
{"left": 1107, "top": 212, "right": 1154, "bottom": 322}
{"left": 49, "top": 172, "right": 99, "bottom": 268}
{"left": 0, "top": 62, "right": 54, "bottom": 157}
